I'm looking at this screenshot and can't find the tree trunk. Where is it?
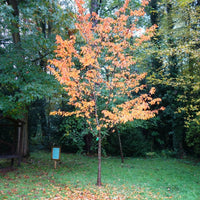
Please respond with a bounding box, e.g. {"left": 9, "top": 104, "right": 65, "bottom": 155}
{"left": 149, "top": 0, "right": 162, "bottom": 70}
{"left": 6, "top": 0, "right": 21, "bottom": 44}
{"left": 166, "top": 2, "right": 185, "bottom": 157}
{"left": 166, "top": 2, "right": 178, "bottom": 77}
{"left": 97, "top": 130, "right": 102, "bottom": 186}
{"left": 117, "top": 128, "right": 124, "bottom": 163}
{"left": 90, "top": 0, "right": 99, "bottom": 14}
{"left": 90, "top": 0, "right": 102, "bottom": 186}
{"left": 6, "top": 0, "right": 29, "bottom": 157}
{"left": 90, "top": 0, "right": 99, "bottom": 26}
{"left": 21, "top": 113, "right": 29, "bottom": 157}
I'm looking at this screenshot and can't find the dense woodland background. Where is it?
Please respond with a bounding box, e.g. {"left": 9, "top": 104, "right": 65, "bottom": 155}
{"left": 0, "top": 0, "right": 199, "bottom": 158}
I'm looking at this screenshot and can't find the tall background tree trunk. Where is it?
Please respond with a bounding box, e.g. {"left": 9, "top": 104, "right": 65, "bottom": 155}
{"left": 149, "top": 0, "right": 162, "bottom": 71}
{"left": 6, "top": 0, "right": 29, "bottom": 157}
{"left": 6, "top": 0, "right": 21, "bottom": 44}
{"left": 166, "top": 1, "right": 185, "bottom": 158}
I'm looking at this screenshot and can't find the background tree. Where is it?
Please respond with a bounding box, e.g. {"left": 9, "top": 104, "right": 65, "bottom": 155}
{"left": 0, "top": 0, "right": 75, "bottom": 155}
{"left": 143, "top": 0, "right": 200, "bottom": 156}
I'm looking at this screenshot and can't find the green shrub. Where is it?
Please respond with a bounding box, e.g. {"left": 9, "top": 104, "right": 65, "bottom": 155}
{"left": 186, "top": 117, "right": 200, "bottom": 157}
{"left": 105, "top": 122, "right": 150, "bottom": 157}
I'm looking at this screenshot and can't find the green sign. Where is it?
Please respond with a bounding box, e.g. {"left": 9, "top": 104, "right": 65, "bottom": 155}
{"left": 51, "top": 147, "right": 61, "bottom": 161}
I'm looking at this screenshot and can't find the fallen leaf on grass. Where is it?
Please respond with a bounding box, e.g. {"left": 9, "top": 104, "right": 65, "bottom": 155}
{"left": 23, "top": 175, "right": 30, "bottom": 178}
{"left": 11, "top": 188, "right": 18, "bottom": 194}
{"left": 46, "top": 185, "right": 125, "bottom": 200}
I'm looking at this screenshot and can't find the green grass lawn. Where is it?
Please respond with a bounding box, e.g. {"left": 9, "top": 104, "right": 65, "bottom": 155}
{"left": 0, "top": 151, "right": 200, "bottom": 199}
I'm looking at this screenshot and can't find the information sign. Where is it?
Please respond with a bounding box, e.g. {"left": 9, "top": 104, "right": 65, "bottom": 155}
{"left": 51, "top": 147, "right": 61, "bottom": 161}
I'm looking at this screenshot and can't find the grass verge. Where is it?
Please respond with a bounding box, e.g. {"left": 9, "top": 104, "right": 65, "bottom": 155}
{"left": 0, "top": 151, "right": 200, "bottom": 199}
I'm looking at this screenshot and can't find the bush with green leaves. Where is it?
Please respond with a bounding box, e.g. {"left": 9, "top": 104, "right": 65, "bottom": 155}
{"left": 105, "top": 121, "right": 150, "bottom": 157}
{"left": 185, "top": 115, "right": 200, "bottom": 157}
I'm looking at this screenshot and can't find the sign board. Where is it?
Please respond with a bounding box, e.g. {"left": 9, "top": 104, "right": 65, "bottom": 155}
{"left": 51, "top": 147, "right": 61, "bottom": 161}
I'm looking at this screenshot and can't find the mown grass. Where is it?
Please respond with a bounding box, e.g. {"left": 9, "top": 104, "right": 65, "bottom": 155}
{"left": 0, "top": 151, "right": 200, "bottom": 199}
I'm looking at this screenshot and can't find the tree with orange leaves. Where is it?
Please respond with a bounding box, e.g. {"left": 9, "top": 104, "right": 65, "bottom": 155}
{"left": 48, "top": 0, "right": 164, "bottom": 186}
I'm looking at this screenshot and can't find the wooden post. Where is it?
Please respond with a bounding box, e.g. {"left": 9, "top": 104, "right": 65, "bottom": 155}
{"left": 54, "top": 160, "right": 57, "bottom": 169}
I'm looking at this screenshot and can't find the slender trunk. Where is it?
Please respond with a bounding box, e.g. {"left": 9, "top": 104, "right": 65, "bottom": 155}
{"left": 97, "top": 130, "right": 102, "bottom": 186}
{"left": 22, "top": 112, "right": 29, "bottom": 157}
{"left": 117, "top": 128, "right": 124, "bottom": 163}
{"left": 48, "top": 20, "right": 52, "bottom": 38}
{"left": 94, "top": 88, "right": 102, "bottom": 186}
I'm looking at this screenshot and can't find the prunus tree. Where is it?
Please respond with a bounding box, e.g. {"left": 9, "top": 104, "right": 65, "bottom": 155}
{"left": 48, "top": 0, "right": 164, "bottom": 186}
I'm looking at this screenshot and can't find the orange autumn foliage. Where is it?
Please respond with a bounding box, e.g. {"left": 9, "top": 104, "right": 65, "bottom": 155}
{"left": 48, "top": 0, "right": 164, "bottom": 134}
